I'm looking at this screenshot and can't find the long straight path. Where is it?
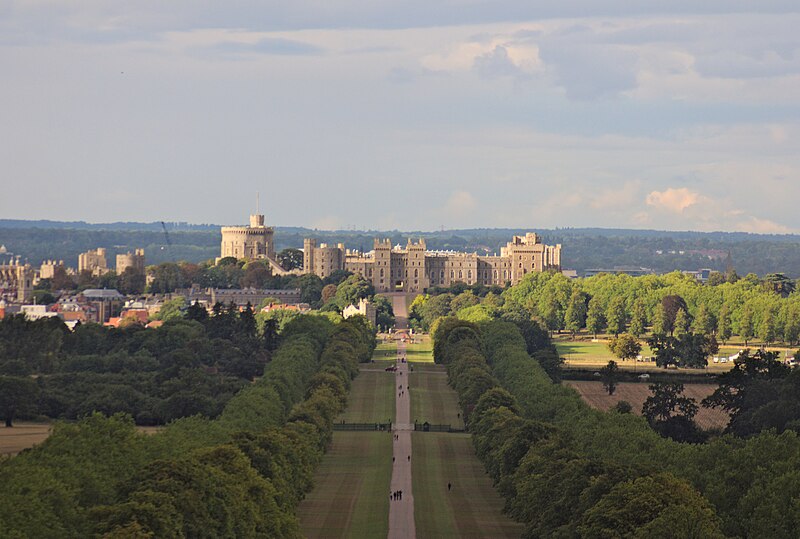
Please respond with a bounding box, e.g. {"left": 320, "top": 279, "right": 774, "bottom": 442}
{"left": 388, "top": 293, "right": 416, "bottom": 539}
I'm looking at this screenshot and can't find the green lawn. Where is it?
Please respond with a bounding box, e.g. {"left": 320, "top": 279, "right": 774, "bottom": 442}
{"left": 298, "top": 432, "right": 392, "bottom": 539}
{"left": 373, "top": 340, "right": 398, "bottom": 362}
{"left": 405, "top": 336, "right": 434, "bottom": 363}
{"left": 341, "top": 368, "right": 396, "bottom": 424}
{"left": 409, "top": 364, "right": 521, "bottom": 537}
{"left": 412, "top": 433, "right": 523, "bottom": 538}
{"left": 555, "top": 338, "right": 744, "bottom": 372}
{"left": 409, "top": 365, "right": 463, "bottom": 428}
{"left": 298, "top": 363, "right": 395, "bottom": 537}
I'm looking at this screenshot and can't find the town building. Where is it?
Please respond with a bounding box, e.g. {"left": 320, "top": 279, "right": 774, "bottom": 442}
{"left": 78, "top": 248, "right": 109, "bottom": 276}
{"left": 0, "top": 258, "right": 34, "bottom": 302}
{"left": 39, "top": 260, "right": 64, "bottom": 280}
{"left": 303, "top": 233, "right": 562, "bottom": 293}
{"left": 116, "top": 249, "right": 145, "bottom": 274}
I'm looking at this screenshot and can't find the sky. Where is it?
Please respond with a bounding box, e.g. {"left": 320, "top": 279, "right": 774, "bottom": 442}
{"left": 2, "top": 2, "right": 799, "bottom": 233}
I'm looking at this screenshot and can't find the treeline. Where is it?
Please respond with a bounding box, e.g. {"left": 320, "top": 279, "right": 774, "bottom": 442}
{"left": 8, "top": 224, "right": 800, "bottom": 276}
{"left": 0, "top": 304, "right": 285, "bottom": 426}
{"left": 0, "top": 314, "right": 375, "bottom": 537}
{"left": 416, "top": 270, "right": 800, "bottom": 349}
{"left": 436, "top": 317, "right": 800, "bottom": 537}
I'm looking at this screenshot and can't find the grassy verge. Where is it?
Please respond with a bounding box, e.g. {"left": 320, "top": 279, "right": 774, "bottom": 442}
{"left": 298, "top": 432, "right": 392, "bottom": 538}
{"left": 409, "top": 365, "right": 463, "bottom": 428}
{"left": 373, "top": 340, "right": 398, "bottom": 362}
{"left": 405, "top": 336, "right": 434, "bottom": 363}
{"left": 340, "top": 367, "right": 396, "bottom": 424}
{"left": 412, "top": 433, "right": 523, "bottom": 538}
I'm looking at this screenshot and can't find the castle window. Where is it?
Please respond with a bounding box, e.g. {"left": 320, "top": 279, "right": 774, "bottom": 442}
{"left": 458, "top": 270, "right": 463, "bottom": 279}
{"left": 380, "top": 268, "right": 384, "bottom": 278}
{"left": 451, "top": 270, "right": 454, "bottom": 279}
{"left": 494, "top": 270, "right": 498, "bottom": 279}
{"left": 441, "top": 270, "right": 445, "bottom": 279}
{"left": 467, "top": 270, "right": 472, "bottom": 279}
{"left": 414, "top": 269, "right": 418, "bottom": 278}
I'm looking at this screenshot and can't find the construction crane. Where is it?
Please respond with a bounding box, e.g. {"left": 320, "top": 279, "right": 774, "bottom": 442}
{"left": 160, "top": 221, "right": 174, "bottom": 261}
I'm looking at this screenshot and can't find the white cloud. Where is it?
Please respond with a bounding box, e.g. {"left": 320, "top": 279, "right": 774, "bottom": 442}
{"left": 735, "top": 217, "right": 795, "bottom": 234}
{"left": 645, "top": 187, "right": 700, "bottom": 213}
{"left": 444, "top": 190, "right": 477, "bottom": 217}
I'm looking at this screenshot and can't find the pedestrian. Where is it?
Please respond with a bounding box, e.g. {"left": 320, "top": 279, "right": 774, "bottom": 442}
{"left": 393, "top": 456, "right": 395, "bottom": 463}
{"left": 408, "top": 455, "right": 410, "bottom": 462}
{"left": 448, "top": 482, "right": 452, "bottom": 492}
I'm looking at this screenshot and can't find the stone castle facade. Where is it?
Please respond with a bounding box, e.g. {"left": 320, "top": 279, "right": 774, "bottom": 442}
{"left": 220, "top": 214, "right": 561, "bottom": 292}
{"left": 116, "top": 249, "right": 145, "bottom": 275}
{"left": 219, "top": 215, "right": 293, "bottom": 275}
{"left": 303, "top": 233, "right": 561, "bottom": 293}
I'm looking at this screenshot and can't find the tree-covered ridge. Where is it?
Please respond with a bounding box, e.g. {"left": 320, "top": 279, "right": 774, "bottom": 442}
{"left": 0, "top": 313, "right": 375, "bottom": 538}
{"left": 436, "top": 317, "right": 800, "bottom": 538}
{"left": 6, "top": 223, "right": 800, "bottom": 276}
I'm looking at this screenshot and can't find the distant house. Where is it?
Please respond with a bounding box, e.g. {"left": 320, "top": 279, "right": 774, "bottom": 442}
{"left": 80, "top": 289, "right": 124, "bottom": 323}
{"left": 342, "top": 298, "right": 377, "bottom": 327}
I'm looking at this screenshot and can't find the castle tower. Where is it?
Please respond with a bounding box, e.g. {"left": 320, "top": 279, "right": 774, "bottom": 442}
{"left": 406, "top": 238, "right": 427, "bottom": 293}
{"left": 303, "top": 238, "right": 316, "bottom": 274}
{"left": 373, "top": 238, "right": 392, "bottom": 292}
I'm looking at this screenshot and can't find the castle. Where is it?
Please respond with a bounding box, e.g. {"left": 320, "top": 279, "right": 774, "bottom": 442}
{"left": 221, "top": 214, "right": 561, "bottom": 293}
{"left": 219, "top": 214, "right": 293, "bottom": 275}
{"left": 304, "top": 234, "right": 561, "bottom": 293}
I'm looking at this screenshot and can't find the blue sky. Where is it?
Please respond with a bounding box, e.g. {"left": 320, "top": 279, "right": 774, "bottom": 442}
{"left": 1, "top": 2, "right": 798, "bottom": 233}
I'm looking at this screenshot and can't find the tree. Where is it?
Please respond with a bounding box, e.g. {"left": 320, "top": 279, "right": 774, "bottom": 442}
{"left": 673, "top": 308, "right": 690, "bottom": 338}
{"left": 277, "top": 248, "right": 304, "bottom": 271}
{"left": 600, "top": 360, "right": 620, "bottom": 396}
{"left": 585, "top": 296, "right": 606, "bottom": 338}
{"left": 564, "top": 290, "right": 588, "bottom": 337}
{"left": 0, "top": 376, "right": 39, "bottom": 427}
{"left": 608, "top": 333, "right": 642, "bottom": 361}
{"left": 241, "top": 261, "right": 271, "bottom": 288}
{"left": 717, "top": 304, "right": 732, "bottom": 344}
{"left": 661, "top": 295, "right": 688, "bottom": 335}
{"left": 652, "top": 303, "right": 668, "bottom": 335}
{"left": 605, "top": 296, "right": 627, "bottom": 336}
{"left": 629, "top": 298, "right": 647, "bottom": 338}
{"left": 321, "top": 284, "right": 338, "bottom": 304}
{"left": 691, "top": 304, "right": 714, "bottom": 336}
{"left": 154, "top": 297, "right": 186, "bottom": 321}
{"left": 703, "top": 349, "right": 795, "bottom": 437}
{"left": 739, "top": 304, "right": 755, "bottom": 346}
{"left": 707, "top": 271, "right": 725, "bottom": 286}
{"left": 642, "top": 383, "right": 702, "bottom": 442}
{"left": 764, "top": 273, "right": 796, "bottom": 298}
{"left": 758, "top": 307, "right": 776, "bottom": 346}
{"left": 647, "top": 333, "right": 679, "bottom": 369}
{"left": 784, "top": 304, "right": 800, "bottom": 345}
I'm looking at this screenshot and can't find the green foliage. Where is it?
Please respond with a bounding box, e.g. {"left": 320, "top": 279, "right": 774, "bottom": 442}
{"left": 0, "top": 304, "right": 373, "bottom": 539}
{"left": 607, "top": 333, "right": 642, "bottom": 361}
{"left": 599, "top": 360, "right": 620, "bottom": 396}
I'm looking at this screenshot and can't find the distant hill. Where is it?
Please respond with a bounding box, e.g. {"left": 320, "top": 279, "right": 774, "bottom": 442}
{"left": 1, "top": 220, "right": 799, "bottom": 277}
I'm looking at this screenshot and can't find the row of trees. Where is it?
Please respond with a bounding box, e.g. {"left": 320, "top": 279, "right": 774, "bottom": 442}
{"left": 439, "top": 317, "right": 800, "bottom": 537}
{"left": 435, "top": 318, "right": 725, "bottom": 537}
{"left": 415, "top": 270, "right": 800, "bottom": 348}
{"left": 0, "top": 314, "right": 375, "bottom": 537}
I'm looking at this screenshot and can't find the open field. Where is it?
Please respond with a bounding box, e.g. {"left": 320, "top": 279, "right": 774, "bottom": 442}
{"left": 555, "top": 338, "right": 744, "bottom": 373}
{"left": 340, "top": 367, "right": 396, "bottom": 424}
{"left": 412, "top": 433, "right": 523, "bottom": 538}
{"left": 0, "top": 423, "right": 162, "bottom": 456}
{"left": 298, "top": 432, "right": 393, "bottom": 539}
{"left": 409, "top": 366, "right": 464, "bottom": 428}
{"left": 565, "top": 381, "right": 729, "bottom": 430}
